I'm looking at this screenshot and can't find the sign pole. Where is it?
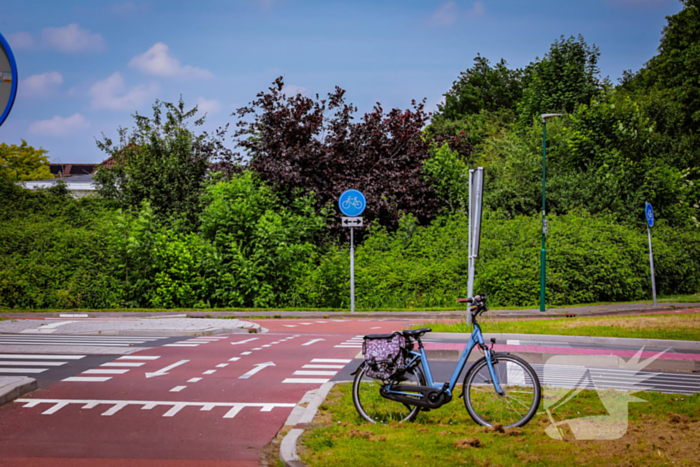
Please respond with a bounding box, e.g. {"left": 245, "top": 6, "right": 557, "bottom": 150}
{"left": 350, "top": 227, "right": 355, "bottom": 313}
{"left": 647, "top": 226, "right": 657, "bottom": 306}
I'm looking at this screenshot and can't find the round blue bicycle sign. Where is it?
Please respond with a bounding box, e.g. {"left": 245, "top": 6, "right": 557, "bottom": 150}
{"left": 339, "top": 189, "right": 366, "bottom": 217}
{"left": 645, "top": 202, "right": 654, "bottom": 228}
{"left": 0, "top": 32, "right": 19, "bottom": 128}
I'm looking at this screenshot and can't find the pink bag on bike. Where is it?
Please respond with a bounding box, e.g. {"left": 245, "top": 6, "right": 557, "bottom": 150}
{"left": 362, "top": 332, "right": 406, "bottom": 379}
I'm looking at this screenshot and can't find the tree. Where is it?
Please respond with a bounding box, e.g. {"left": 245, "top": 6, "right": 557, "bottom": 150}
{"left": 518, "top": 35, "right": 605, "bottom": 125}
{"left": 232, "top": 77, "right": 471, "bottom": 234}
{"left": 436, "top": 55, "right": 523, "bottom": 120}
{"left": 0, "top": 140, "right": 53, "bottom": 181}
{"left": 94, "top": 98, "right": 234, "bottom": 229}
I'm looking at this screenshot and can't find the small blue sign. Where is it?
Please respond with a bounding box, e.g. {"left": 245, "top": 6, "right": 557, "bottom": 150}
{"left": 645, "top": 202, "right": 654, "bottom": 228}
{"left": 0, "top": 32, "right": 18, "bottom": 128}
{"left": 339, "top": 189, "right": 366, "bottom": 217}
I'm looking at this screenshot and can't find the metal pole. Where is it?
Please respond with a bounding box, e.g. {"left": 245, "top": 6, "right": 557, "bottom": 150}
{"left": 647, "top": 226, "right": 657, "bottom": 306}
{"left": 350, "top": 227, "right": 355, "bottom": 313}
{"left": 540, "top": 120, "right": 547, "bottom": 312}
{"left": 467, "top": 170, "right": 474, "bottom": 300}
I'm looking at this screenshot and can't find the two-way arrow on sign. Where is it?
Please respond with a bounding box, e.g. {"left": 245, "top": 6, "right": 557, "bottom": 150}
{"left": 145, "top": 360, "right": 189, "bottom": 378}
{"left": 238, "top": 362, "right": 275, "bottom": 379}
{"left": 342, "top": 217, "right": 363, "bottom": 227}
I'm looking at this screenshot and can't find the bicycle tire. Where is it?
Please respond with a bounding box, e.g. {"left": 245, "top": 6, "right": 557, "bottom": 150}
{"left": 463, "top": 353, "right": 541, "bottom": 428}
{"left": 352, "top": 362, "right": 426, "bottom": 424}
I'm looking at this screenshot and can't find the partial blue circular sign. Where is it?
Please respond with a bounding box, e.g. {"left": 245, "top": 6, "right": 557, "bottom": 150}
{"left": 0, "top": 32, "right": 18, "bottom": 128}
{"left": 645, "top": 202, "right": 654, "bottom": 228}
{"left": 339, "top": 189, "right": 366, "bottom": 217}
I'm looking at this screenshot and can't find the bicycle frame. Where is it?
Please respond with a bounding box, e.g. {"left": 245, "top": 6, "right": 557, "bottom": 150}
{"left": 385, "top": 321, "right": 504, "bottom": 400}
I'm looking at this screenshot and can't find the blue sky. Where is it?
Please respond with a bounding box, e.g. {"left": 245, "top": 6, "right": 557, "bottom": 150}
{"left": 0, "top": 0, "right": 684, "bottom": 164}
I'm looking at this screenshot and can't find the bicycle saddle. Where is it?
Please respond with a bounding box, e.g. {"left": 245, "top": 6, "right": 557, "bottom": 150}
{"left": 401, "top": 328, "right": 432, "bottom": 338}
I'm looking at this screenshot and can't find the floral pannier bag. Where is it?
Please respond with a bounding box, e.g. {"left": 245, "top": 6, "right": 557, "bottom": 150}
{"left": 362, "top": 332, "right": 407, "bottom": 380}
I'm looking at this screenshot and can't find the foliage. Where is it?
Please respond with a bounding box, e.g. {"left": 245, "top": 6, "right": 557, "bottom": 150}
{"left": 518, "top": 35, "right": 605, "bottom": 125}
{"left": 232, "top": 77, "right": 472, "bottom": 236}
{"left": 422, "top": 143, "right": 469, "bottom": 213}
{"left": 94, "top": 98, "right": 235, "bottom": 230}
{"left": 0, "top": 140, "right": 53, "bottom": 181}
{"left": 435, "top": 54, "right": 523, "bottom": 120}
{"left": 296, "top": 211, "right": 700, "bottom": 309}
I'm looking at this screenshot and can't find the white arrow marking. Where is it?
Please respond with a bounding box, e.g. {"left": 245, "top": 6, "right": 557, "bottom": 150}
{"left": 230, "top": 338, "right": 259, "bottom": 346}
{"left": 145, "top": 360, "right": 189, "bottom": 378}
{"left": 238, "top": 362, "right": 275, "bottom": 379}
{"left": 301, "top": 338, "right": 325, "bottom": 346}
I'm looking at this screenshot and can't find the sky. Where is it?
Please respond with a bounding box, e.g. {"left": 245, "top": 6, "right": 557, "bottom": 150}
{"left": 0, "top": 0, "right": 685, "bottom": 164}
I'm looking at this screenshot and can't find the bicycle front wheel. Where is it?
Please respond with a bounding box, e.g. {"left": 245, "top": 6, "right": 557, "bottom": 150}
{"left": 463, "top": 353, "right": 541, "bottom": 428}
{"left": 352, "top": 363, "right": 425, "bottom": 424}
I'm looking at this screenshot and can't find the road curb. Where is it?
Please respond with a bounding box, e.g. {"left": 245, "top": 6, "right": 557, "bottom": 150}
{"left": 0, "top": 376, "right": 37, "bottom": 408}
{"left": 279, "top": 382, "right": 335, "bottom": 467}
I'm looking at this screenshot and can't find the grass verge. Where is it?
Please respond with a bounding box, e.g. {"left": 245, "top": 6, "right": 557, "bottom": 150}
{"left": 299, "top": 383, "right": 700, "bottom": 467}
{"left": 417, "top": 313, "right": 700, "bottom": 341}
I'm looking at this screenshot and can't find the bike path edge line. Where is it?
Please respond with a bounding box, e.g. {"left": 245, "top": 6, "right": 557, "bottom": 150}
{"left": 0, "top": 376, "right": 37, "bottom": 408}
{"left": 279, "top": 382, "right": 335, "bottom": 467}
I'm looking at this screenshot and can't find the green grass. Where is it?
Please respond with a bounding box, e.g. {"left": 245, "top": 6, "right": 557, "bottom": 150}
{"left": 1, "top": 293, "right": 698, "bottom": 314}
{"left": 417, "top": 312, "right": 700, "bottom": 341}
{"left": 299, "top": 383, "right": 700, "bottom": 467}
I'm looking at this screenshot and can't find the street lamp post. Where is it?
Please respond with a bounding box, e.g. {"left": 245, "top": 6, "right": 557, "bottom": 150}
{"left": 540, "top": 113, "right": 562, "bottom": 312}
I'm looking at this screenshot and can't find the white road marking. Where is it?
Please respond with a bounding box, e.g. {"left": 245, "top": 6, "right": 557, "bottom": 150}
{"left": 283, "top": 325, "right": 297, "bottom": 328}
{"left": 16, "top": 398, "right": 296, "bottom": 419}
{"left": 282, "top": 378, "right": 330, "bottom": 384}
{"left": 293, "top": 370, "right": 337, "bottom": 376}
{"left": 240, "top": 352, "right": 252, "bottom": 356}
{"left": 0, "top": 341, "right": 132, "bottom": 347}
{"left": 0, "top": 354, "right": 85, "bottom": 359}
{"left": 239, "top": 362, "right": 275, "bottom": 379}
{"left": 145, "top": 360, "right": 189, "bottom": 378}
{"left": 216, "top": 363, "right": 228, "bottom": 368}
{"left": 301, "top": 339, "right": 325, "bottom": 346}
{"left": 299, "top": 323, "right": 313, "bottom": 326}
{"left": 252, "top": 348, "right": 262, "bottom": 350}
{"left": 334, "top": 345, "right": 362, "bottom": 348}
{"left": 0, "top": 368, "right": 48, "bottom": 373}
{"left": 311, "top": 359, "right": 351, "bottom": 363}
{"left": 117, "top": 356, "right": 160, "bottom": 360}
{"left": 62, "top": 376, "right": 111, "bottom": 382}
{"left": 230, "top": 338, "right": 259, "bottom": 346}
{"left": 187, "top": 377, "right": 202, "bottom": 383}
{"left": 101, "top": 362, "right": 145, "bottom": 367}
{"left": 170, "top": 386, "right": 187, "bottom": 393}
{"left": 203, "top": 370, "right": 216, "bottom": 375}
{"left": 302, "top": 364, "right": 344, "bottom": 369}
{"left": 228, "top": 357, "right": 241, "bottom": 362}
{"left": 370, "top": 327, "right": 382, "bottom": 329}
{"left": 0, "top": 361, "right": 67, "bottom": 366}
{"left": 82, "top": 369, "right": 129, "bottom": 375}
{"left": 262, "top": 345, "right": 271, "bottom": 348}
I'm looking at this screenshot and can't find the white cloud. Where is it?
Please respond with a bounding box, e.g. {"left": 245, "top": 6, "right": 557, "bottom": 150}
{"left": 29, "top": 113, "right": 90, "bottom": 136}
{"left": 281, "top": 84, "right": 309, "bottom": 97}
{"left": 128, "top": 43, "right": 212, "bottom": 79}
{"left": 88, "top": 72, "right": 159, "bottom": 110}
{"left": 197, "top": 97, "right": 222, "bottom": 115}
{"left": 469, "top": 1, "right": 485, "bottom": 17}
{"left": 430, "top": 1, "right": 484, "bottom": 27}
{"left": 6, "top": 32, "right": 34, "bottom": 50}
{"left": 430, "top": 2, "right": 458, "bottom": 27}
{"left": 21, "top": 72, "right": 63, "bottom": 97}
{"left": 41, "top": 24, "right": 107, "bottom": 53}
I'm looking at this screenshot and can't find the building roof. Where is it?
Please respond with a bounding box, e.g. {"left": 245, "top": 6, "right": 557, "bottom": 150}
{"left": 49, "top": 163, "right": 99, "bottom": 177}
{"left": 21, "top": 173, "right": 96, "bottom": 191}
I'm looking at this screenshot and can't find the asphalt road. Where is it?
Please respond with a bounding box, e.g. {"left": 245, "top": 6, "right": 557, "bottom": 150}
{"left": 1, "top": 317, "right": 698, "bottom": 466}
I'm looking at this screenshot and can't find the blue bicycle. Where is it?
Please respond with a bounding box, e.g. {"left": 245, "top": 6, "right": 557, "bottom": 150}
{"left": 352, "top": 294, "right": 541, "bottom": 428}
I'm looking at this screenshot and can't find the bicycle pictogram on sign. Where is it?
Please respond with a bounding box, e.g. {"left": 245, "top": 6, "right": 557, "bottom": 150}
{"left": 338, "top": 189, "right": 366, "bottom": 217}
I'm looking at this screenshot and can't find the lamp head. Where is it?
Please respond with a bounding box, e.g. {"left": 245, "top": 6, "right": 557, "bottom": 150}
{"left": 541, "top": 113, "right": 563, "bottom": 123}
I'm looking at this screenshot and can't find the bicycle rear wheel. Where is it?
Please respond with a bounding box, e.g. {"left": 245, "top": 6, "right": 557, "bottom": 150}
{"left": 352, "top": 363, "right": 425, "bottom": 424}
{"left": 463, "top": 353, "right": 541, "bottom": 428}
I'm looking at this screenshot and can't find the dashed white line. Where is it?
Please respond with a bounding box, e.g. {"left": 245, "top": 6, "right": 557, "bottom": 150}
{"left": 170, "top": 386, "right": 187, "bottom": 393}
{"left": 240, "top": 352, "right": 252, "bottom": 356}
{"left": 228, "top": 357, "right": 241, "bottom": 362}
{"left": 203, "top": 370, "right": 216, "bottom": 375}
{"left": 187, "top": 377, "right": 202, "bottom": 383}
{"left": 216, "top": 363, "right": 228, "bottom": 368}
{"left": 82, "top": 369, "right": 129, "bottom": 375}
{"left": 252, "top": 348, "right": 262, "bottom": 350}
{"left": 302, "top": 364, "right": 344, "bottom": 369}
{"left": 282, "top": 378, "right": 330, "bottom": 384}
{"left": 293, "top": 370, "right": 337, "bottom": 376}
{"left": 230, "top": 338, "right": 259, "bottom": 346}
{"left": 311, "top": 359, "right": 351, "bottom": 363}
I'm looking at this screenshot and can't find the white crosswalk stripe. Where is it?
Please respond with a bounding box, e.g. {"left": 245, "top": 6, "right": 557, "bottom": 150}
{"left": 0, "top": 334, "right": 165, "bottom": 347}
{"left": 0, "top": 353, "right": 84, "bottom": 378}
{"left": 284, "top": 358, "right": 352, "bottom": 384}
